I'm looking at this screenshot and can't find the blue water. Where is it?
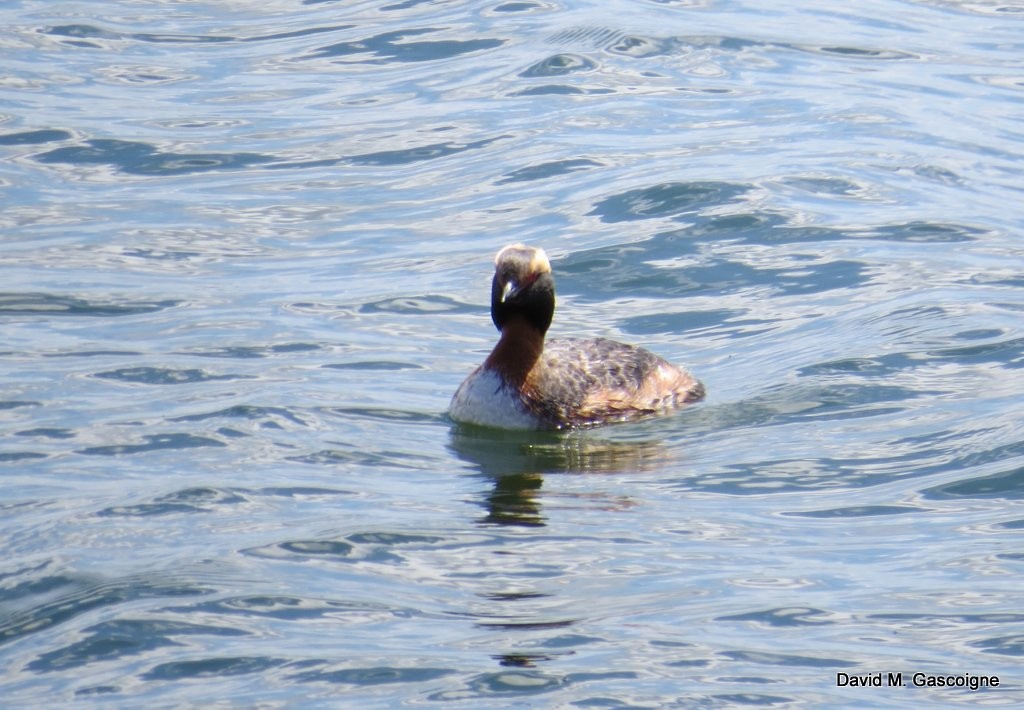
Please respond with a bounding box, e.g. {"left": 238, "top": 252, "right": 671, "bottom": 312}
{"left": 2, "top": 0, "right": 1024, "bottom": 706}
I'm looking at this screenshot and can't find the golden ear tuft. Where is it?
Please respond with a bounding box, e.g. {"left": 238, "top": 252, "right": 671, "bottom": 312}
{"left": 494, "top": 244, "right": 551, "bottom": 274}
{"left": 528, "top": 247, "right": 551, "bottom": 275}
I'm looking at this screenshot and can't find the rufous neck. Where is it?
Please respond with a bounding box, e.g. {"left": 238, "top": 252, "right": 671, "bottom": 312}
{"left": 483, "top": 316, "right": 545, "bottom": 387}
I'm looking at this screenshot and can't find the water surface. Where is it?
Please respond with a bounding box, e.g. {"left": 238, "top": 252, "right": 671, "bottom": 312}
{"left": 2, "top": 0, "right": 1024, "bottom": 706}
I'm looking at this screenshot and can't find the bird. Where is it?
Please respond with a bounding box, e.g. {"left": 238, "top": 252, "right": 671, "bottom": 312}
{"left": 449, "top": 244, "right": 704, "bottom": 429}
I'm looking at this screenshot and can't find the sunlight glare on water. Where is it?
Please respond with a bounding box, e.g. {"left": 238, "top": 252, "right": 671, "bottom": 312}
{"left": 2, "top": 0, "right": 1024, "bottom": 706}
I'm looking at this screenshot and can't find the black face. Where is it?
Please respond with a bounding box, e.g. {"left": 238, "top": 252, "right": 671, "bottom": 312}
{"left": 491, "top": 266, "right": 555, "bottom": 335}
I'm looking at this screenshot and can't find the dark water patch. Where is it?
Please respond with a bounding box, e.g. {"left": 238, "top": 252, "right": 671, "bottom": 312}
{"left": 802, "top": 44, "right": 917, "bottom": 61}
{"left": 0, "top": 400, "right": 39, "bottom": 411}
{"left": 482, "top": 590, "right": 550, "bottom": 602}
{"left": 707, "top": 693, "right": 794, "bottom": 705}
{"left": 978, "top": 276, "right": 1024, "bottom": 289}
{"left": 872, "top": 612, "right": 1024, "bottom": 624}
{"left": 290, "top": 664, "right": 454, "bottom": 686}
{"left": 75, "top": 685, "right": 118, "bottom": 697}
{"left": 921, "top": 461, "right": 1024, "bottom": 501}
{"left": 93, "top": 367, "right": 249, "bottom": 385}
{"left": 927, "top": 336, "right": 1024, "bottom": 368}
{"left": 166, "top": 595, "right": 394, "bottom": 621}
{"left": 717, "top": 607, "right": 837, "bottom": 627}
{"left": 510, "top": 85, "right": 597, "bottom": 96}
{"left": 431, "top": 670, "right": 564, "bottom": 699}
{"left": 546, "top": 27, "right": 624, "bottom": 49}
{"left": 720, "top": 650, "right": 853, "bottom": 668}
{"left": 784, "top": 505, "right": 926, "bottom": 518}
{"left": 95, "top": 487, "right": 249, "bottom": 518}
{"left": 683, "top": 214, "right": 985, "bottom": 247}
{"left": 45, "top": 350, "right": 143, "bottom": 358}
{"left": 77, "top": 433, "right": 227, "bottom": 456}
{"left": 799, "top": 353, "right": 918, "bottom": 378}
{"left": 859, "top": 220, "right": 986, "bottom": 243}
{"left": 382, "top": 0, "right": 436, "bottom": 10}
{"left": 306, "top": 27, "right": 504, "bottom": 64}
{"left": 294, "top": 293, "right": 473, "bottom": 315}
{"left": 347, "top": 531, "right": 445, "bottom": 545}
{"left": 288, "top": 449, "right": 395, "bottom": 466}
{"left": 571, "top": 218, "right": 871, "bottom": 297}
{"left": 243, "top": 539, "right": 356, "bottom": 561}
{"left": 553, "top": 29, "right": 917, "bottom": 67}
{"left": 184, "top": 342, "right": 322, "bottom": 359}
{"left": 493, "top": 1, "right": 542, "bottom": 12}
{"left": 142, "top": 656, "right": 286, "bottom": 681}
{"left": 102, "top": 67, "right": 191, "bottom": 85}
{"left": 0, "top": 293, "right": 179, "bottom": 317}
{"left": 496, "top": 158, "right": 603, "bottom": 184}
{"left": 520, "top": 53, "right": 596, "bottom": 77}
{"left": 16, "top": 427, "right": 75, "bottom": 439}
{"left": 244, "top": 530, "right": 452, "bottom": 564}
{"left": 690, "top": 390, "right": 954, "bottom": 459}
{"left": 240, "top": 24, "right": 355, "bottom": 43}
{"left": 44, "top": 23, "right": 232, "bottom": 46}
{"left": 43, "top": 23, "right": 350, "bottom": 47}
{"left": 769, "top": 383, "right": 932, "bottom": 423}
{"left": 0, "top": 501, "right": 50, "bottom": 516}
{"left": 608, "top": 34, "right": 674, "bottom": 58}
{"left": 28, "top": 618, "right": 249, "bottom": 673}
{"left": 678, "top": 34, "right": 772, "bottom": 53}
{"left": 954, "top": 328, "right": 1006, "bottom": 342}
{"left": 567, "top": 671, "right": 639, "bottom": 687}
{"left": 0, "top": 451, "right": 48, "bottom": 462}
{"left": 324, "top": 360, "right": 422, "bottom": 371}
{"left": 0, "top": 129, "right": 72, "bottom": 146}
{"left": 677, "top": 456, "right": 897, "bottom": 496}
{"left": 171, "top": 405, "right": 308, "bottom": 427}
{"left": 327, "top": 406, "right": 438, "bottom": 424}
{"left": 34, "top": 139, "right": 274, "bottom": 176}
{"left": 542, "top": 634, "right": 606, "bottom": 649}
{"left": 619, "top": 309, "right": 742, "bottom": 336}
{"left": 668, "top": 33, "right": 917, "bottom": 61}
{"left": 559, "top": 239, "right": 869, "bottom": 301}
{"left": 358, "top": 294, "right": 470, "bottom": 314}
{"left": 475, "top": 618, "right": 577, "bottom": 631}
{"left": 589, "top": 181, "right": 750, "bottom": 223}
{"left": 348, "top": 135, "right": 505, "bottom": 166}
{"left": 0, "top": 572, "right": 211, "bottom": 644}
{"left": 217, "top": 427, "right": 248, "bottom": 438}
{"left": 687, "top": 212, "right": 809, "bottom": 244}
{"left": 777, "top": 175, "right": 866, "bottom": 197}
{"left": 970, "top": 635, "right": 1024, "bottom": 656}
{"left": 255, "top": 486, "right": 353, "bottom": 499}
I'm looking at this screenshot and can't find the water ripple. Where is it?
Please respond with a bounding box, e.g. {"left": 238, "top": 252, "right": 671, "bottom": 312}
{"left": 305, "top": 27, "right": 505, "bottom": 63}
{"left": 93, "top": 367, "right": 250, "bottom": 385}
{"left": 0, "top": 569, "right": 211, "bottom": 646}
{"left": 29, "top": 618, "right": 249, "bottom": 673}
{"left": 0, "top": 293, "right": 179, "bottom": 317}
{"left": 3, "top": 0, "right": 1024, "bottom": 705}
{"left": 77, "top": 433, "right": 227, "bottom": 456}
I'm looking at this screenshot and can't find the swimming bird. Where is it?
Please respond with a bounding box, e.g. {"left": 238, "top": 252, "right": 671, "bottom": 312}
{"left": 449, "top": 244, "right": 704, "bottom": 429}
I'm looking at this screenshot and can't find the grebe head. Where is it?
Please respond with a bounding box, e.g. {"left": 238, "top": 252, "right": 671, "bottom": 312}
{"left": 490, "top": 244, "right": 555, "bottom": 335}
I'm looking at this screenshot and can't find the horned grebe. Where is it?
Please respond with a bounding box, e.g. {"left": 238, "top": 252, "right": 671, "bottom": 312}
{"left": 449, "top": 244, "right": 704, "bottom": 429}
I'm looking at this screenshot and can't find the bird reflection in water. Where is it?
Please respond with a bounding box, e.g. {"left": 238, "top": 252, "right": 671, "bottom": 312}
{"left": 448, "top": 425, "right": 674, "bottom": 527}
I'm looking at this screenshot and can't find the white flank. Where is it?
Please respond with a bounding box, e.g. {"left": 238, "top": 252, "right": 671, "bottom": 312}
{"left": 449, "top": 367, "right": 539, "bottom": 430}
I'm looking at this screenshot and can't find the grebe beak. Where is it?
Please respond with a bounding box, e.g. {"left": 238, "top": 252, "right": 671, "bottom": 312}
{"left": 500, "top": 279, "right": 518, "bottom": 303}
